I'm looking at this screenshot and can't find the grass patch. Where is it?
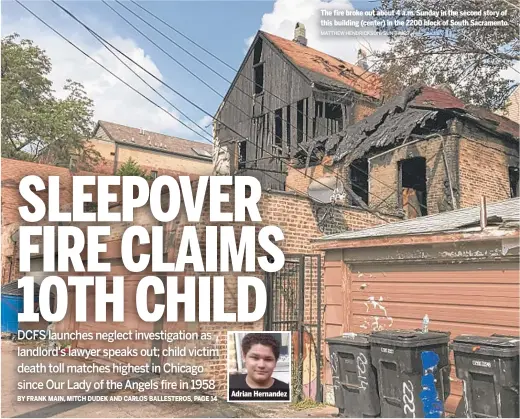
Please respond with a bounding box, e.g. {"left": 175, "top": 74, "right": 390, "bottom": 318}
{"left": 292, "top": 398, "right": 328, "bottom": 410}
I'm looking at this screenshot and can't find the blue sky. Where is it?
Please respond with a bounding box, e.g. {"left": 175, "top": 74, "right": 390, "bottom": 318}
{"left": 3, "top": 0, "right": 386, "bottom": 143}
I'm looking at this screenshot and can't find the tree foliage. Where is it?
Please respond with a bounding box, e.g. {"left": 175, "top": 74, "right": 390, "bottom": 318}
{"left": 1, "top": 34, "right": 101, "bottom": 168}
{"left": 373, "top": 0, "right": 519, "bottom": 109}
{"left": 115, "top": 158, "right": 151, "bottom": 179}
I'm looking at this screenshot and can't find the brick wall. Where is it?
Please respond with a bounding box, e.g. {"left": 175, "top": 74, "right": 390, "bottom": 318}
{"left": 90, "top": 133, "right": 213, "bottom": 177}
{"left": 459, "top": 135, "right": 518, "bottom": 207}
{"left": 369, "top": 135, "right": 460, "bottom": 215}
{"left": 12, "top": 176, "right": 391, "bottom": 397}
{"left": 354, "top": 100, "right": 378, "bottom": 122}
{"left": 285, "top": 161, "right": 342, "bottom": 196}
{"left": 160, "top": 184, "right": 394, "bottom": 397}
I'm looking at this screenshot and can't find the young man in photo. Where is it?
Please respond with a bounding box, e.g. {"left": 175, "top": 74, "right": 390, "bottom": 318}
{"left": 229, "top": 333, "right": 289, "bottom": 399}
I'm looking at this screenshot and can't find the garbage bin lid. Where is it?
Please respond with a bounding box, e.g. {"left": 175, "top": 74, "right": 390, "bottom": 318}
{"left": 326, "top": 333, "right": 371, "bottom": 347}
{"left": 369, "top": 330, "right": 450, "bottom": 347}
{"left": 452, "top": 335, "right": 519, "bottom": 357}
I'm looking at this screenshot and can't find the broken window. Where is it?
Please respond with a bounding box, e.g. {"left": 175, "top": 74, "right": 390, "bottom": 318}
{"left": 350, "top": 158, "right": 369, "bottom": 206}
{"left": 274, "top": 108, "right": 283, "bottom": 147}
{"left": 238, "top": 140, "right": 247, "bottom": 170}
{"left": 509, "top": 166, "right": 519, "bottom": 198}
{"left": 253, "top": 38, "right": 262, "bottom": 65}
{"left": 325, "top": 103, "right": 343, "bottom": 132}
{"left": 253, "top": 63, "right": 264, "bottom": 94}
{"left": 399, "top": 157, "right": 427, "bottom": 217}
{"left": 314, "top": 101, "right": 323, "bottom": 137}
{"left": 151, "top": 170, "right": 158, "bottom": 180}
{"left": 286, "top": 105, "right": 291, "bottom": 149}
{"left": 297, "top": 100, "right": 304, "bottom": 143}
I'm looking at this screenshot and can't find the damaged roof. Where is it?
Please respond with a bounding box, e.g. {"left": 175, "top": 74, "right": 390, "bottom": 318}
{"left": 316, "top": 198, "right": 520, "bottom": 242}
{"left": 262, "top": 32, "right": 381, "bottom": 100}
{"left": 299, "top": 84, "right": 519, "bottom": 166}
{"left": 96, "top": 121, "right": 213, "bottom": 160}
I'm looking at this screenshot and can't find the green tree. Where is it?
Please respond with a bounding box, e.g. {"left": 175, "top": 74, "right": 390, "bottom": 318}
{"left": 1, "top": 33, "right": 101, "bottom": 168}
{"left": 373, "top": 0, "right": 519, "bottom": 109}
{"left": 116, "top": 158, "right": 151, "bottom": 179}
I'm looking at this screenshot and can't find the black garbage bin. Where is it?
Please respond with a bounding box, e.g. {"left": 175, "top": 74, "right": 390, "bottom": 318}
{"left": 326, "top": 333, "right": 380, "bottom": 418}
{"left": 369, "top": 330, "right": 451, "bottom": 418}
{"left": 452, "top": 334, "right": 519, "bottom": 418}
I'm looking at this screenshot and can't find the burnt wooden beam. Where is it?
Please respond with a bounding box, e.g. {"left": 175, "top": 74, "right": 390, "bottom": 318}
{"left": 290, "top": 104, "right": 298, "bottom": 158}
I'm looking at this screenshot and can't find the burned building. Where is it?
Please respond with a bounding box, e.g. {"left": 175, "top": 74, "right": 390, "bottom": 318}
{"left": 289, "top": 84, "right": 519, "bottom": 218}
{"left": 213, "top": 24, "right": 381, "bottom": 189}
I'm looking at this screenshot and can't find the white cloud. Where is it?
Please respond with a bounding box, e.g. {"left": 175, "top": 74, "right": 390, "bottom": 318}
{"left": 247, "top": 0, "right": 390, "bottom": 67}
{"left": 2, "top": 14, "right": 207, "bottom": 140}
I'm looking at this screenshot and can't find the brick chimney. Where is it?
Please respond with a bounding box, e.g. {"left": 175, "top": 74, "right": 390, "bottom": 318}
{"left": 293, "top": 22, "right": 307, "bottom": 46}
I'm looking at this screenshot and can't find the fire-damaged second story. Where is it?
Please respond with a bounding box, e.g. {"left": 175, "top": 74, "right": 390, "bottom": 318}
{"left": 287, "top": 84, "right": 519, "bottom": 219}
{"left": 213, "top": 24, "right": 381, "bottom": 189}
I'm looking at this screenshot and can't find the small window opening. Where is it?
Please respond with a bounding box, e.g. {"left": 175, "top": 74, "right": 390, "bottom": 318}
{"left": 325, "top": 103, "right": 343, "bottom": 132}
{"left": 274, "top": 109, "right": 283, "bottom": 147}
{"left": 253, "top": 39, "right": 263, "bottom": 65}
{"left": 315, "top": 101, "right": 324, "bottom": 118}
{"left": 314, "top": 101, "right": 324, "bottom": 136}
{"left": 286, "top": 105, "right": 291, "bottom": 149}
{"left": 238, "top": 141, "right": 247, "bottom": 170}
{"left": 350, "top": 158, "right": 369, "bottom": 206}
{"left": 297, "top": 100, "right": 304, "bottom": 143}
{"left": 399, "top": 157, "right": 427, "bottom": 217}
{"left": 254, "top": 64, "right": 264, "bottom": 94}
{"left": 509, "top": 166, "right": 519, "bottom": 198}
{"left": 151, "top": 170, "right": 158, "bottom": 180}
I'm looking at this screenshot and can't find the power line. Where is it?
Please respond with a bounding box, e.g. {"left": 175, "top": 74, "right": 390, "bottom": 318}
{"left": 54, "top": 2, "right": 213, "bottom": 144}
{"left": 50, "top": 1, "right": 382, "bottom": 215}
{"left": 16, "top": 0, "right": 212, "bottom": 149}
{"left": 17, "top": 0, "right": 332, "bottom": 210}
{"left": 101, "top": 1, "right": 393, "bottom": 216}
{"left": 36, "top": 1, "right": 390, "bottom": 221}
{"left": 110, "top": 0, "right": 313, "bottom": 157}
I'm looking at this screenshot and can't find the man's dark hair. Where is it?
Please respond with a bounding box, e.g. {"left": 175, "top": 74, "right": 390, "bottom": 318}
{"left": 241, "top": 333, "right": 280, "bottom": 360}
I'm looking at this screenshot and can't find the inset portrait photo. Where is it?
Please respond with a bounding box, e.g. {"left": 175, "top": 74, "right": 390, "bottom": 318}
{"left": 227, "top": 331, "right": 291, "bottom": 402}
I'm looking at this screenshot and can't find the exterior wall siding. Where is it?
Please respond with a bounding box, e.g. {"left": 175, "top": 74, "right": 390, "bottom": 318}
{"left": 90, "top": 126, "right": 213, "bottom": 177}
{"left": 323, "top": 258, "right": 520, "bottom": 414}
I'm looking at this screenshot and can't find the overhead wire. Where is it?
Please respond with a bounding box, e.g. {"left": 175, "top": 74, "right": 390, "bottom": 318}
{"left": 17, "top": 0, "right": 337, "bottom": 209}
{"left": 102, "top": 1, "right": 396, "bottom": 215}
{"left": 49, "top": 0, "right": 392, "bottom": 220}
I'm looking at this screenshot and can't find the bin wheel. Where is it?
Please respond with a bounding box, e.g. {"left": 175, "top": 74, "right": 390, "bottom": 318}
{"left": 10, "top": 333, "right": 17, "bottom": 342}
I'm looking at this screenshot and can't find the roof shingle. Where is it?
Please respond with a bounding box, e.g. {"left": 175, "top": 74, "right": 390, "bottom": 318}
{"left": 97, "top": 121, "right": 212, "bottom": 160}
{"left": 317, "top": 198, "right": 520, "bottom": 242}
{"left": 263, "top": 32, "right": 381, "bottom": 100}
